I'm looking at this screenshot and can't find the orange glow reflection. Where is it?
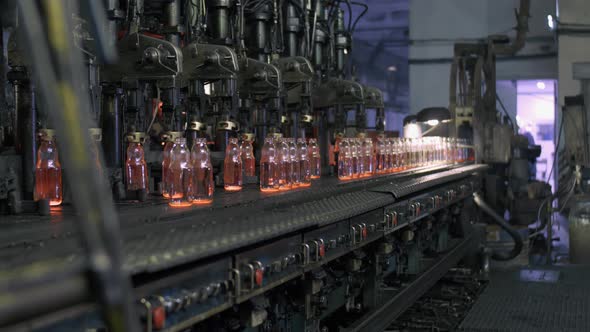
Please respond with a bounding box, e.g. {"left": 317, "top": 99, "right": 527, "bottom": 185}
{"left": 169, "top": 201, "right": 192, "bottom": 208}
{"left": 192, "top": 199, "right": 213, "bottom": 205}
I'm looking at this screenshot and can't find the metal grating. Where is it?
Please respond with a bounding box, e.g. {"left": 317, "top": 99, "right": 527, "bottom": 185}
{"left": 0, "top": 188, "right": 393, "bottom": 274}
{"left": 460, "top": 266, "right": 590, "bottom": 332}
{"left": 371, "top": 164, "right": 487, "bottom": 198}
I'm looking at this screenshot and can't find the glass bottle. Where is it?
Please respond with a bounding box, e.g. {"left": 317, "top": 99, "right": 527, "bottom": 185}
{"left": 298, "top": 138, "right": 311, "bottom": 187}
{"left": 278, "top": 138, "right": 292, "bottom": 190}
{"left": 224, "top": 137, "right": 243, "bottom": 191}
{"left": 161, "top": 140, "right": 174, "bottom": 198}
{"left": 191, "top": 138, "right": 214, "bottom": 204}
{"left": 436, "top": 137, "right": 443, "bottom": 164}
{"left": 125, "top": 136, "right": 149, "bottom": 192}
{"left": 402, "top": 138, "right": 410, "bottom": 169}
{"left": 34, "top": 130, "right": 63, "bottom": 206}
{"left": 376, "top": 138, "right": 386, "bottom": 174}
{"left": 308, "top": 138, "right": 321, "bottom": 179}
{"left": 391, "top": 138, "right": 400, "bottom": 173}
{"left": 454, "top": 138, "right": 460, "bottom": 163}
{"left": 385, "top": 138, "right": 395, "bottom": 173}
{"left": 288, "top": 138, "right": 301, "bottom": 186}
{"left": 350, "top": 138, "right": 360, "bottom": 178}
{"left": 260, "top": 137, "right": 279, "bottom": 192}
{"left": 337, "top": 138, "right": 352, "bottom": 180}
{"left": 167, "top": 138, "right": 192, "bottom": 207}
{"left": 241, "top": 139, "right": 256, "bottom": 177}
{"left": 397, "top": 138, "right": 406, "bottom": 171}
{"left": 447, "top": 138, "right": 453, "bottom": 163}
{"left": 361, "top": 138, "right": 374, "bottom": 177}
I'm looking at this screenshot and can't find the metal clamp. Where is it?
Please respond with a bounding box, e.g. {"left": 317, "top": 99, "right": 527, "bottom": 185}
{"left": 350, "top": 226, "right": 358, "bottom": 246}
{"left": 430, "top": 197, "right": 436, "bottom": 210}
{"left": 311, "top": 240, "right": 321, "bottom": 262}
{"left": 300, "top": 243, "right": 310, "bottom": 266}
{"left": 352, "top": 224, "right": 363, "bottom": 244}
{"left": 140, "top": 298, "right": 152, "bottom": 332}
{"left": 409, "top": 203, "right": 416, "bottom": 219}
{"left": 245, "top": 264, "right": 255, "bottom": 291}
{"left": 383, "top": 213, "right": 392, "bottom": 231}
{"left": 230, "top": 269, "right": 241, "bottom": 297}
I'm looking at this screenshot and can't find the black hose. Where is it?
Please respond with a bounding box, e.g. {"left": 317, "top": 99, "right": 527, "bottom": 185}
{"left": 473, "top": 193, "right": 523, "bottom": 261}
{"left": 350, "top": 1, "right": 368, "bottom": 35}
{"left": 343, "top": 0, "right": 353, "bottom": 32}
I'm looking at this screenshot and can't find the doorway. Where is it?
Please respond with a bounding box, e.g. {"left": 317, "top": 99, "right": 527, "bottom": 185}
{"left": 515, "top": 79, "right": 556, "bottom": 189}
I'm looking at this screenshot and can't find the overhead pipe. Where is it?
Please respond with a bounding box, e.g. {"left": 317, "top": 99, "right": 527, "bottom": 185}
{"left": 494, "top": 0, "right": 530, "bottom": 55}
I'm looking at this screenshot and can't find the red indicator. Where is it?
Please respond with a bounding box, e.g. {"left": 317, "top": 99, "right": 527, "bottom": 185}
{"left": 152, "top": 306, "right": 166, "bottom": 330}
{"left": 255, "top": 269, "right": 264, "bottom": 286}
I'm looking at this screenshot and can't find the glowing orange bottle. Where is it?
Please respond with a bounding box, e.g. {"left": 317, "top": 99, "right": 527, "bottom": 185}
{"left": 277, "top": 138, "right": 292, "bottom": 190}
{"left": 224, "top": 138, "right": 243, "bottom": 191}
{"left": 298, "top": 138, "right": 311, "bottom": 187}
{"left": 167, "top": 138, "right": 192, "bottom": 207}
{"left": 288, "top": 138, "right": 301, "bottom": 186}
{"left": 161, "top": 141, "right": 173, "bottom": 198}
{"left": 376, "top": 138, "right": 386, "bottom": 174}
{"left": 337, "top": 138, "right": 352, "bottom": 180}
{"left": 34, "top": 129, "right": 62, "bottom": 206}
{"left": 161, "top": 132, "right": 182, "bottom": 198}
{"left": 362, "top": 138, "right": 374, "bottom": 177}
{"left": 125, "top": 134, "right": 149, "bottom": 192}
{"left": 241, "top": 139, "right": 256, "bottom": 177}
{"left": 260, "top": 137, "right": 279, "bottom": 192}
{"left": 308, "top": 138, "right": 321, "bottom": 179}
{"left": 191, "top": 138, "right": 214, "bottom": 204}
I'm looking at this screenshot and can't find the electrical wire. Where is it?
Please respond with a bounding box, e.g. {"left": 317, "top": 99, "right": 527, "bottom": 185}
{"left": 343, "top": 0, "right": 352, "bottom": 32}
{"left": 495, "top": 93, "right": 515, "bottom": 131}
{"left": 146, "top": 85, "right": 161, "bottom": 136}
{"left": 350, "top": 1, "right": 368, "bottom": 36}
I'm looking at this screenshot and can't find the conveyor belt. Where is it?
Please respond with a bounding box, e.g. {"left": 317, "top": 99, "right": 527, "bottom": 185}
{"left": 370, "top": 164, "right": 486, "bottom": 198}
{"left": 0, "top": 164, "right": 484, "bottom": 275}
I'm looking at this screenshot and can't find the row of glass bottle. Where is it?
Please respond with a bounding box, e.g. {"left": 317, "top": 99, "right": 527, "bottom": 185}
{"left": 34, "top": 133, "right": 473, "bottom": 207}
{"left": 159, "top": 136, "right": 323, "bottom": 206}
{"left": 221, "top": 137, "right": 322, "bottom": 193}
{"left": 337, "top": 136, "right": 474, "bottom": 180}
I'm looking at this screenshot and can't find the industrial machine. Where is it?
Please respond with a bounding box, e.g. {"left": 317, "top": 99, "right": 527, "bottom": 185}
{"left": 0, "top": 1, "right": 527, "bottom": 331}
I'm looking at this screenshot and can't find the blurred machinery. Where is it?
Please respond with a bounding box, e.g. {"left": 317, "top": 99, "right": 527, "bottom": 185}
{"left": 0, "top": 0, "right": 531, "bottom": 331}
{"left": 561, "top": 63, "right": 590, "bottom": 263}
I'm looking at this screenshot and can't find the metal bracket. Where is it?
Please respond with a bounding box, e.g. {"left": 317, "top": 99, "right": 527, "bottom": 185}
{"left": 230, "top": 269, "right": 242, "bottom": 297}
{"left": 350, "top": 226, "right": 358, "bottom": 246}
{"left": 311, "top": 240, "right": 320, "bottom": 262}
{"left": 140, "top": 298, "right": 152, "bottom": 332}
{"left": 301, "top": 243, "right": 310, "bottom": 266}
{"left": 245, "top": 264, "right": 255, "bottom": 291}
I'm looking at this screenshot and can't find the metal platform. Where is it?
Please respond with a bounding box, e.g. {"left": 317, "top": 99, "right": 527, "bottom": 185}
{"left": 460, "top": 266, "right": 590, "bottom": 332}
{"left": 0, "top": 164, "right": 486, "bottom": 276}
